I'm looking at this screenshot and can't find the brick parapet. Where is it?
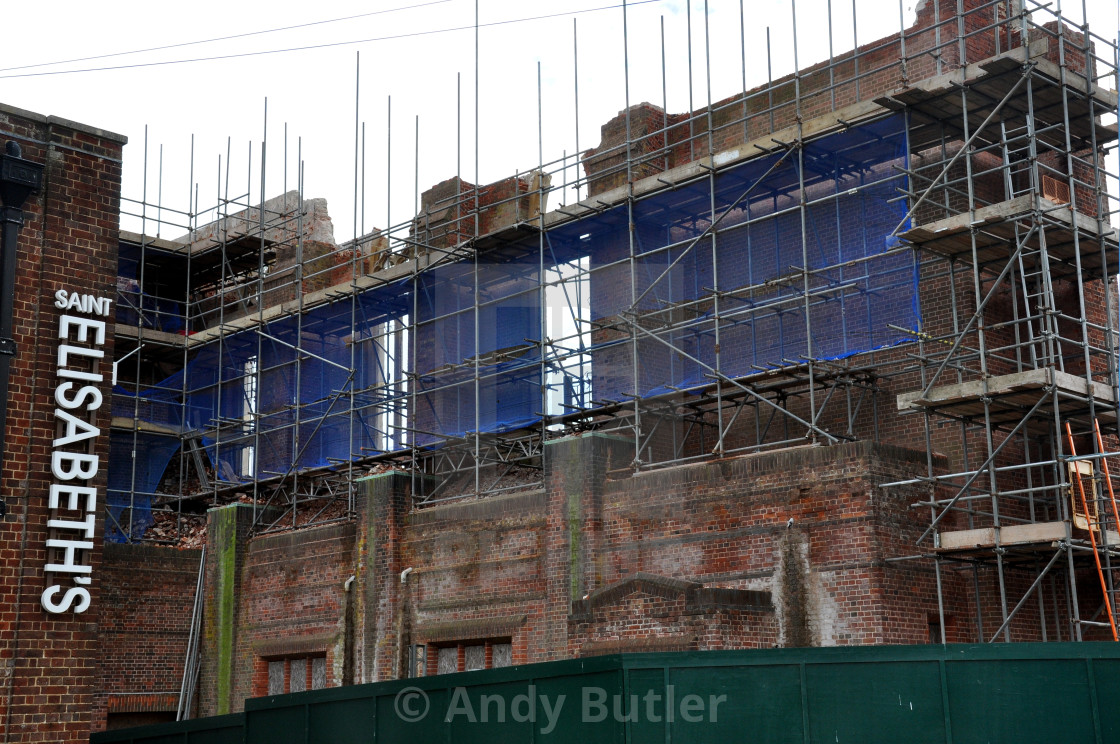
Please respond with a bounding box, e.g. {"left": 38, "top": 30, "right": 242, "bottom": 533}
{"left": 161, "top": 432, "right": 1037, "bottom": 714}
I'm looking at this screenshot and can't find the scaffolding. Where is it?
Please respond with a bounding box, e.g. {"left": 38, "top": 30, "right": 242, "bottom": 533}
{"left": 876, "top": 3, "right": 1120, "bottom": 642}
{"left": 107, "top": 0, "right": 1119, "bottom": 642}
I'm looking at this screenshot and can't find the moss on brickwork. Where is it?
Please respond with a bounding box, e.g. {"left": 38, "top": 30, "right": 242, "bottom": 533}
{"left": 568, "top": 487, "right": 581, "bottom": 602}
{"left": 546, "top": 433, "right": 629, "bottom": 603}
{"left": 210, "top": 506, "right": 239, "bottom": 715}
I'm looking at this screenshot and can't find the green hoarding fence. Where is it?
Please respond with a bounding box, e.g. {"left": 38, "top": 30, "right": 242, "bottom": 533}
{"left": 92, "top": 713, "right": 244, "bottom": 744}
{"left": 92, "top": 643, "right": 1120, "bottom": 743}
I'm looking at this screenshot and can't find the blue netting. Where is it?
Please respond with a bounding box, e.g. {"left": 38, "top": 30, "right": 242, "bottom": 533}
{"left": 581, "top": 113, "right": 916, "bottom": 400}
{"left": 116, "top": 242, "right": 185, "bottom": 333}
{"left": 106, "top": 430, "right": 181, "bottom": 542}
{"left": 114, "top": 114, "right": 917, "bottom": 513}
{"left": 414, "top": 241, "right": 543, "bottom": 446}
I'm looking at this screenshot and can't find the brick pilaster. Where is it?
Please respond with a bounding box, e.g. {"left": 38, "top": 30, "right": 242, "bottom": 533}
{"left": 356, "top": 472, "right": 413, "bottom": 683}
{"left": 542, "top": 432, "right": 630, "bottom": 660}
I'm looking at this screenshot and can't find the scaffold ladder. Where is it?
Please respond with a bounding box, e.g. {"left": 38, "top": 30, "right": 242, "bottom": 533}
{"left": 1065, "top": 421, "right": 1119, "bottom": 642}
{"left": 1093, "top": 419, "right": 1120, "bottom": 641}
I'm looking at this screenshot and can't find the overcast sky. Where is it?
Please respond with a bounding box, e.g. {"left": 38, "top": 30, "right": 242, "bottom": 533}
{"left": 1, "top": 0, "right": 1116, "bottom": 242}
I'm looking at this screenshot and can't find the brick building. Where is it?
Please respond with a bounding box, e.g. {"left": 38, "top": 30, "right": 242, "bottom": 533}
{"left": 0, "top": 104, "right": 125, "bottom": 741}
{"left": 1, "top": 0, "right": 1118, "bottom": 739}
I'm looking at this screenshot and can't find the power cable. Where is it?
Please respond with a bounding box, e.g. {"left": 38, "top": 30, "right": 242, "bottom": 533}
{"left": 0, "top": 0, "right": 663, "bottom": 79}
{"left": 0, "top": 0, "right": 454, "bottom": 73}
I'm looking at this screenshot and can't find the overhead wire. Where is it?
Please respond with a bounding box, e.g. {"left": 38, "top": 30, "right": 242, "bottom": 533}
{"left": 0, "top": 0, "right": 664, "bottom": 80}
{"left": 0, "top": 0, "right": 454, "bottom": 73}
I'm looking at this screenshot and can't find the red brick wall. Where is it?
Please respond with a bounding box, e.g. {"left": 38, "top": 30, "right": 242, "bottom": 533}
{"left": 582, "top": 0, "right": 968, "bottom": 194}
{"left": 186, "top": 432, "right": 1082, "bottom": 716}
{"left": 399, "top": 489, "right": 549, "bottom": 674}
{"left": 412, "top": 173, "right": 549, "bottom": 252}
{"left": 0, "top": 105, "right": 124, "bottom": 743}
{"left": 394, "top": 439, "right": 956, "bottom": 666}
{"left": 198, "top": 437, "right": 958, "bottom": 706}
{"left": 582, "top": 0, "right": 1099, "bottom": 198}
{"left": 94, "top": 544, "right": 202, "bottom": 729}
{"left": 196, "top": 510, "right": 356, "bottom": 717}
{"left": 595, "top": 441, "right": 953, "bottom": 646}
{"left": 239, "top": 523, "right": 355, "bottom": 701}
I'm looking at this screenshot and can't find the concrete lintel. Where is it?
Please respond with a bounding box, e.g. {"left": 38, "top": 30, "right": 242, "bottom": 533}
{"left": 902, "top": 195, "right": 1119, "bottom": 244}
{"left": 1030, "top": 53, "right": 1120, "bottom": 108}
{"left": 888, "top": 40, "right": 1047, "bottom": 103}
{"left": 545, "top": 431, "right": 631, "bottom": 447}
{"left": 109, "top": 416, "right": 181, "bottom": 437}
{"left": 414, "top": 615, "right": 526, "bottom": 644}
{"left": 253, "top": 632, "right": 339, "bottom": 659}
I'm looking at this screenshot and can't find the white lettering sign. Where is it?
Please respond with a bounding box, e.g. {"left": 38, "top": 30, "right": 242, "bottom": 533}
{"left": 41, "top": 289, "right": 110, "bottom": 615}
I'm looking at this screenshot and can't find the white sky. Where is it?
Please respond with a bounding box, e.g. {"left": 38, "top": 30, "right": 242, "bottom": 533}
{"left": 0, "top": 0, "right": 1117, "bottom": 242}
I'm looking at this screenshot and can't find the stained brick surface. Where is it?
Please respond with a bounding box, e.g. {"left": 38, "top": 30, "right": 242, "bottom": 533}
{"left": 185, "top": 439, "right": 975, "bottom": 717}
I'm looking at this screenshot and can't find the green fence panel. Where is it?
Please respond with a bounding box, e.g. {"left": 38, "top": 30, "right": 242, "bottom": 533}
{"left": 1096, "top": 658, "right": 1120, "bottom": 744}
{"left": 661, "top": 663, "right": 804, "bottom": 744}
{"left": 94, "top": 644, "right": 1120, "bottom": 744}
{"left": 803, "top": 661, "right": 945, "bottom": 744}
{"left": 307, "top": 694, "right": 376, "bottom": 743}
{"left": 625, "top": 668, "right": 667, "bottom": 743}
{"left": 527, "top": 670, "right": 624, "bottom": 743}
{"left": 90, "top": 713, "right": 244, "bottom": 744}
{"left": 945, "top": 658, "right": 1097, "bottom": 744}
{"left": 243, "top": 685, "right": 377, "bottom": 744}
{"left": 372, "top": 686, "right": 450, "bottom": 744}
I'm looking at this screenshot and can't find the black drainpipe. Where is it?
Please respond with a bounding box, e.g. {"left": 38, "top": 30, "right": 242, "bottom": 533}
{"left": 0, "top": 141, "right": 44, "bottom": 517}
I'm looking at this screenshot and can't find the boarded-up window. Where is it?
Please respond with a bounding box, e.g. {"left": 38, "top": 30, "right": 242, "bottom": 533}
{"left": 492, "top": 643, "right": 512, "bottom": 668}
{"left": 268, "top": 661, "right": 285, "bottom": 695}
{"left": 311, "top": 657, "right": 327, "bottom": 690}
{"left": 262, "top": 654, "right": 327, "bottom": 696}
{"left": 438, "top": 647, "right": 458, "bottom": 675}
{"left": 464, "top": 645, "right": 486, "bottom": 672}
{"left": 431, "top": 639, "right": 514, "bottom": 675}
{"left": 290, "top": 658, "right": 307, "bottom": 693}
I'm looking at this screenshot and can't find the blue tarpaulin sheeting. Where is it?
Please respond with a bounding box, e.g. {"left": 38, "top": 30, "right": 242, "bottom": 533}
{"left": 109, "top": 114, "right": 916, "bottom": 541}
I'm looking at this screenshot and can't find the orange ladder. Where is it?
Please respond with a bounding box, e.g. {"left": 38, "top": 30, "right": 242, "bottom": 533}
{"left": 1065, "top": 421, "right": 1119, "bottom": 642}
